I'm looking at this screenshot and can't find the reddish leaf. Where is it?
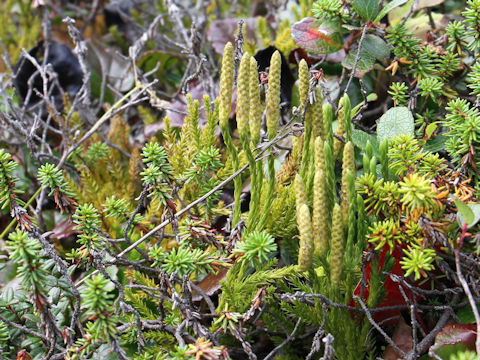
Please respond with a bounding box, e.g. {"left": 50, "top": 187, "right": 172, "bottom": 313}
{"left": 288, "top": 48, "right": 314, "bottom": 65}
{"left": 207, "top": 18, "right": 259, "bottom": 54}
{"left": 291, "top": 17, "right": 344, "bottom": 55}
{"left": 384, "top": 316, "right": 414, "bottom": 359}
{"left": 192, "top": 268, "right": 229, "bottom": 302}
{"left": 429, "top": 323, "right": 477, "bottom": 359}
{"left": 350, "top": 244, "right": 422, "bottom": 326}
{"left": 47, "top": 219, "right": 77, "bottom": 240}
{"left": 16, "top": 350, "right": 32, "bottom": 360}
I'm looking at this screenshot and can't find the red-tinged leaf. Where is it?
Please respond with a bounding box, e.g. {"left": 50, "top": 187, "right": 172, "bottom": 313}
{"left": 16, "top": 350, "right": 32, "bottom": 360}
{"left": 166, "top": 198, "right": 177, "bottom": 214}
{"left": 207, "top": 18, "right": 259, "bottom": 54}
{"left": 192, "top": 268, "right": 228, "bottom": 302}
{"left": 291, "top": 17, "right": 344, "bottom": 55}
{"left": 289, "top": 48, "right": 314, "bottom": 65}
{"left": 62, "top": 327, "right": 71, "bottom": 344}
{"left": 350, "top": 244, "right": 424, "bottom": 326}
{"left": 47, "top": 219, "right": 78, "bottom": 240}
{"left": 429, "top": 324, "right": 477, "bottom": 359}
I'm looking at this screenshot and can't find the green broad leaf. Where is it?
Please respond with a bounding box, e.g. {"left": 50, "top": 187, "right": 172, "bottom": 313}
{"left": 92, "top": 344, "right": 120, "bottom": 360}
{"left": 351, "top": 94, "right": 377, "bottom": 117}
{"left": 343, "top": 48, "right": 376, "bottom": 74}
{"left": 425, "top": 123, "right": 438, "bottom": 139}
{"left": 353, "top": 0, "right": 379, "bottom": 21}
{"left": 424, "top": 134, "right": 446, "bottom": 153}
{"left": 352, "top": 129, "right": 380, "bottom": 158}
{"left": 374, "top": 0, "right": 409, "bottom": 23}
{"left": 342, "top": 24, "right": 364, "bottom": 31}
{"left": 402, "top": 13, "right": 443, "bottom": 40}
{"left": 455, "top": 200, "right": 480, "bottom": 228}
{"left": 0, "top": 286, "right": 14, "bottom": 304}
{"left": 23, "top": 313, "right": 41, "bottom": 323}
{"left": 456, "top": 305, "right": 477, "bottom": 324}
{"left": 291, "top": 17, "right": 344, "bottom": 54}
{"left": 376, "top": 107, "right": 414, "bottom": 143}
{"left": 362, "top": 34, "right": 391, "bottom": 60}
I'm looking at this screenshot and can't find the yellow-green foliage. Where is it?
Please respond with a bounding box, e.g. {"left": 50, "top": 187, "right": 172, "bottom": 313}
{"left": 66, "top": 118, "right": 144, "bottom": 237}
{"left": 124, "top": 271, "right": 177, "bottom": 346}
{"left": 137, "top": 106, "right": 157, "bottom": 126}
{"left": 127, "top": 147, "right": 141, "bottom": 198}
{"left": 0, "top": 0, "right": 41, "bottom": 68}
{"left": 183, "top": 94, "right": 202, "bottom": 156}
{"left": 265, "top": 183, "right": 297, "bottom": 239}
{"left": 274, "top": 20, "right": 297, "bottom": 57}
{"left": 292, "top": 0, "right": 316, "bottom": 19}
{"left": 257, "top": 16, "right": 272, "bottom": 48}
{"left": 201, "top": 95, "right": 219, "bottom": 149}
{"left": 218, "top": 259, "right": 299, "bottom": 313}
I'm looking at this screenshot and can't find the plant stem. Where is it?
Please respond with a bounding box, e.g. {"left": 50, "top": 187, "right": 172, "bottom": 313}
{"left": 0, "top": 186, "right": 42, "bottom": 240}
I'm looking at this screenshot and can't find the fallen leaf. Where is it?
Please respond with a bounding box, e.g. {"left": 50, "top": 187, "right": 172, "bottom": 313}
{"left": 47, "top": 219, "right": 78, "bottom": 241}
{"left": 384, "top": 316, "right": 414, "bottom": 359}
{"left": 207, "top": 18, "right": 259, "bottom": 54}
{"left": 192, "top": 268, "right": 229, "bottom": 302}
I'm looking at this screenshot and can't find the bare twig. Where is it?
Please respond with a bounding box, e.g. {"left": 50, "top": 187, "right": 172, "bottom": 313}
{"left": 354, "top": 295, "right": 408, "bottom": 358}
{"left": 344, "top": 24, "right": 368, "bottom": 96}
{"left": 456, "top": 223, "right": 480, "bottom": 354}
{"left": 263, "top": 318, "right": 302, "bottom": 360}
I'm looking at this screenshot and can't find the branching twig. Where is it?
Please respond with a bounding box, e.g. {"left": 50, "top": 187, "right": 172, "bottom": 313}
{"left": 343, "top": 24, "right": 368, "bottom": 96}
{"left": 263, "top": 318, "right": 302, "bottom": 360}
{"left": 456, "top": 223, "right": 480, "bottom": 354}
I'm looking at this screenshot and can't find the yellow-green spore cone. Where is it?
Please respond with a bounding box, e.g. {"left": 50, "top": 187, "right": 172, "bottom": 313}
{"left": 341, "top": 141, "right": 355, "bottom": 223}
{"left": 313, "top": 169, "right": 329, "bottom": 257}
{"left": 297, "top": 203, "right": 314, "bottom": 271}
{"left": 314, "top": 136, "right": 325, "bottom": 175}
{"left": 298, "top": 59, "right": 309, "bottom": 110}
{"left": 330, "top": 203, "right": 344, "bottom": 286}
{"left": 249, "top": 56, "right": 262, "bottom": 147}
{"left": 266, "top": 50, "right": 281, "bottom": 141}
{"left": 236, "top": 53, "right": 250, "bottom": 139}
{"left": 294, "top": 173, "right": 308, "bottom": 210}
{"left": 219, "top": 42, "right": 234, "bottom": 126}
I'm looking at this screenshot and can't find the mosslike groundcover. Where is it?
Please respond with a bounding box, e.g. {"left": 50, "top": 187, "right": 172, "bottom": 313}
{"left": 0, "top": 0, "right": 480, "bottom": 359}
